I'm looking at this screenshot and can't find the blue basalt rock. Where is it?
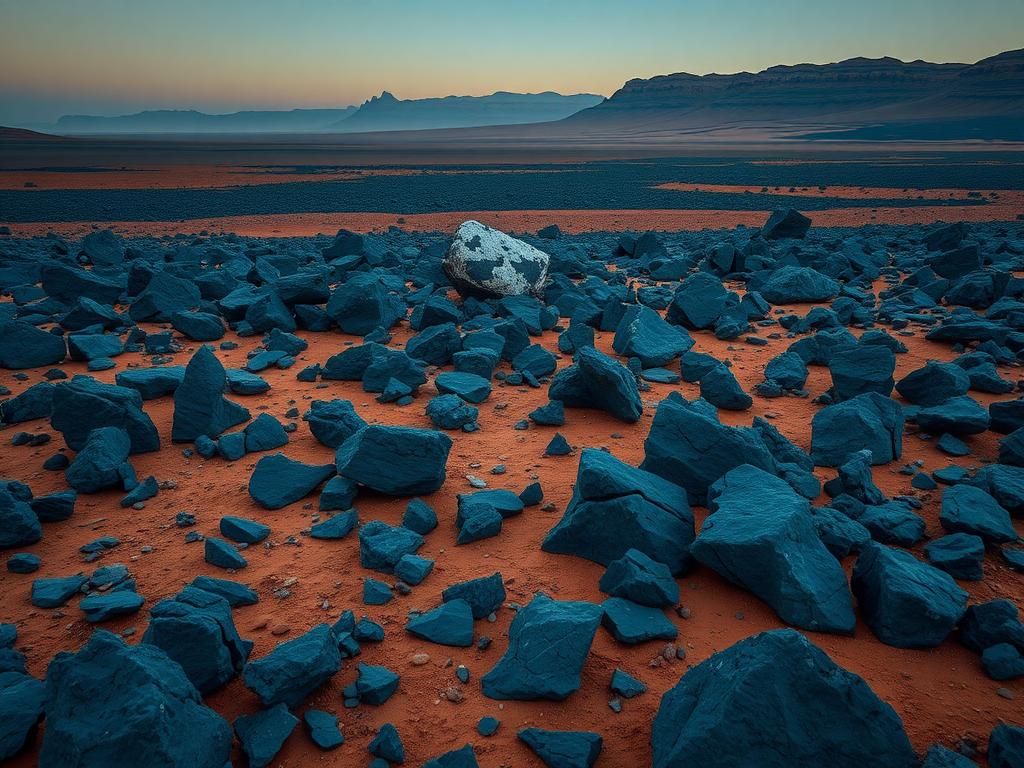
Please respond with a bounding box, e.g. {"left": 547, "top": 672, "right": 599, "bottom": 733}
{"left": 362, "top": 345, "right": 427, "bottom": 393}
{"left": 968, "top": 464, "right": 1024, "bottom": 515}
{"left": 66, "top": 333, "right": 123, "bottom": 363}
{"left": 304, "top": 399, "right": 367, "bottom": 449}
{"left": 667, "top": 272, "right": 728, "bottom": 330}
{"left": 442, "top": 572, "right": 506, "bottom": 619}
{"left": 518, "top": 728, "right": 603, "bottom": 768}
{"left": 406, "top": 322, "right": 463, "bottom": 366}
{"left": 513, "top": 344, "right": 557, "bottom": 377}
{"left": 369, "top": 722, "right": 405, "bottom": 762}
{"left": 435, "top": 371, "right": 492, "bottom": 404}
{"left": 243, "top": 413, "right": 289, "bottom": 453}
{"left": 220, "top": 516, "right": 270, "bottom": 544}
{"left": 454, "top": 348, "right": 500, "bottom": 379}
{"left": 189, "top": 575, "right": 259, "bottom": 607}
{"left": 650, "top": 629, "right": 915, "bottom": 768}
{"left": 920, "top": 744, "right": 979, "bottom": 768}
{"left": 809, "top": 506, "right": 871, "bottom": 559}
{"left": 699, "top": 364, "right": 752, "bottom": 410}
{"left": 1, "top": 382, "right": 55, "bottom": 424}
{"left": 39, "top": 630, "right": 232, "bottom": 768}
{"left": 394, "top": 553, "right": 434, "bottom": 585}
{"left": 319, "top": 475, "right": 358, "bottom": 511}
{"left": 243, "top": 624, "right": 341, "bottom": 708}
{"left": 402, "top": 498, "right": 438, "bottom": 535}
{"left": 423, "top": 744, "right": 480, "bottom": 768}
{"left": 359, "top": 520, "right": 424, "bottom": 573}
{"left": 958, "top": 599, "right": 1024, "bottom": 654}
{"left": 0, "top": 670, "right": 44, "bottom": 761}
{"left": 761, "top": 208, "right": 812, "bottom": 240}
{"left": 853, "top": 542, "right": 968, "bottom": 649}
{"left": 544, "top": 432, "right": 572, "bottom": 456}
{"left": 983, "top": 643, "right": 1024, "bottom": 680}
{"left": 598, "top": 548, "right": 679, "bottom": 608}
{"left": 356, "top": 662, "right": 400, "bottom": 705}
{"left": 406, "top": 599, "right": 474, "bottom": 646}
{"left": 610, "top": 668, "right": 647, "bottom": 698}
{"left": 79, "top": 591, "right": 145, "bottom": 623}
{"left": 234, "top": 703, "right": 298, "bottom": 768}
{"left": 810, "top": 392, "right": 904, "bottom": 467}
{"left": 65, "top": 426, "right": 132, "bottom": 494}
{"left": 143, "top": 586, "right": 248, "bottom": 694}
{"left": 31, "top": 574, "right": 86, "bottom": 608}
{"left": 216, "top": 431, "right": 246, "bottom": 461}
{"left": 857, "top": 501, "right": 927, "bottom": 547}
{"left": 693, "top": 465, "right": 855, "bottom": 634}
{"left": 120, "top": 475, "right": 158, "bottom": 507}
{"left": 824, "top": 449, "right": 886, "bottom": 505}
{"left": 761, "top": 265, "right": 839, "bottom": 304}
{"left": 478, "top": 716, "right": 501, "bottom": 736}
{"left": 544, "top": 448, "right": 695, "bottom": 576}
{"left": 612, "top": 305, "right": 693, "bottom": 368}
{"left": 51, "top": 375, "right": 160, "bottom": 454}
{"left": 310, "top": 509, "right": 359, "bottom": 540}
{"left": 204, "top": 538, "right": 247, "bottom": 570}
{"left": 0, "top": 321, "right": 66, "bottom": 369}
{"left": 426, "top": 394, "right": 479, "bottom": 430}
{"left": 226, "top": 368, "right": 270, "bottom": 395}
{"left": 828, "top": 345, "right": 895, "bottom": 401}
{"left": 7, "top": 552, "right": 41, "bottom": 574}
{"left": 529, "top": 400, "right": 565, "bottom": 426}
{"left": 548, "top": 346, "right": 642, "bottom": 423}
{"left": 336, "top": 425, "right": 451, "bottom": 495}
{"left": 896, "top": 362, "right": 970, "bottom": 406}
{"left": 481, "top": 593, "right": 602, "bottom": 701}
{"left": 0, "top": 489, "right": 42, "bottom": 549}
{"left": 171, "top": 346, "right": 250, "bottom": 442}
{"left": 363, "top": 578, "right": 393, "bottom": 605}
{"left": 245, "top": 291, "right": 296, "bottom": 334}
{"left": 940, "top": 484, "right": 1018, "bottom": 544}
{"left": 304, "top": 709, "right": 343, "bottom": 750}
{"left": 171, "top": 311, "right": 224, "bottom": 342}
{"left": 248, "top": 453, "right": 335, "bottom": 510}
{"left": 601, "top": 597, "right": 677, "bottom": 644}
{"left": 763, "top": 351, "right": 808, "bottom": 390}
{"left": 641, "top": 395, "right": 778, "bottom": 505}
{"left": 915, "top": 396, "right": 990, "bottom": 436}
{"left": 989, "top": 723, "right": 1024, "bottom": 768}
{"left": 28, "top": 490, "right": 75, "bottom": 523}
{"left": 130, "top": 271, "right": 201, "bottom": 323}
{"left": 326, "top": 273, "right": 405, "bottom": 335}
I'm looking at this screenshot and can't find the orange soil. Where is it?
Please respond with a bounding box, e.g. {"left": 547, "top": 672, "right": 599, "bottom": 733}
{"left": 5, "top": 197, "right": 1023, "bottom": 241}
{"left": 1, "top": 296, "right": 1022, "bottom": 767}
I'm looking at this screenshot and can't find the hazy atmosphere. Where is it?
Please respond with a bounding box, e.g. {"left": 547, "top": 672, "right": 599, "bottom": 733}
{"left": 2, "top": 0, "right": 1022, "bottom": 125}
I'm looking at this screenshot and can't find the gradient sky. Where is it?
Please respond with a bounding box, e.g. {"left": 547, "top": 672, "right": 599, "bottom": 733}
{"left": 1, "top": 0, "right": 1022, "bottom": 126}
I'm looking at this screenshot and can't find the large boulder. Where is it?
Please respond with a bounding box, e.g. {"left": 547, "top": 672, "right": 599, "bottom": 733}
{"left": 760, "top": 266, "right": 839, "bottom": 304}
{"left": 444, "top": 220, "right": 549, "bottom": 298}
{"left": 326, "top": 272, "right": 406, "bottom": 336}
{"left": 0, "top": 670, "right": 44, "bottom": 761}
{"left": 542, "top": 448, "right": 695, "bottom": 576}
{"left": 39, "top": 630, "right": 232, "bottom": 768}
{"left": 0, "top": 321, "right": 66, "bottom": 369}
{"left": 612, "top": 305, "right": 693, "bottom": 368}
{"left": 828, "top": 345, "right": 895, "bottom": 401}
{"left": 810, "top": 392, "right": 904, "bottom": 467}
{"left": 142, "top": 586, "right": 248, "bottom": 695}
{"left": 65, "top": 426, "right": 132, "bottom": 494}
{"left": 481, "top": 593, "right": 601, "bottom": 701}
{"left": 248, "top": 453, "right": 336, "bottom": 510}
{"left": 640, "top": 395, "right": 775, "bottom": 505}
{"left": 761, "top": 208, "right": 812, "bottom": 240}
{"left": 336, "top": 426, "right": 451, "bottom": 496}
{"left": 650, "top": 629, "right": 916, "bottom": 768}
{"left": 939, "top": 484, "right": 1018, "bottom": 544}
{"left": 171, "top": 346, "right": 250, "bottom": 442}
{"left": 548, "top": 346, "right": 642, "bottom": 423}
{"left": 51, "top": 375, "right": 160, "bottom": 454}
{"left": 852, "top": 542, "right": 968, "bottom": 648}
{"left": 242, "top": 624, "right": 341, "bottom": 708}
{"left": 303, "top": 399, "right": 367, "bottom": 449}
{"left": 691, "top": 465, "right": 855, "bottom": 634}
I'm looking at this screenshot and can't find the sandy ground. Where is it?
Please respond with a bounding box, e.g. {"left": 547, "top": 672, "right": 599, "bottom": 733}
{"left": 1, "top": 289, "right": 1022, "bottom": 765}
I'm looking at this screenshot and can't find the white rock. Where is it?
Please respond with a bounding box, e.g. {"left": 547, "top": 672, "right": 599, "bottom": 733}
{"left": 443, "top": 220, "right": 549, "bottom": 297}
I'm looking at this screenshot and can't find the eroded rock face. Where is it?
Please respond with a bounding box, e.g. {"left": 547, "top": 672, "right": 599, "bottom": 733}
{"left": 444, "top": 221, "right": 549, "bottom": 298}
{"left": 651, "top": 629, "right": 916, "bottom": 768}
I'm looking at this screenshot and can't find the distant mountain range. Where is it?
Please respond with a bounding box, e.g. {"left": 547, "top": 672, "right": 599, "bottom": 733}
{"left": 49, "top": 91, "right": 604, "bottom": 135}
{"left": 562, "top": 48, "right": 1024, "bottom": 140}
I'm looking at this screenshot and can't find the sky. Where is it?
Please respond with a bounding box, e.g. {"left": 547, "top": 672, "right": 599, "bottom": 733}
{"left": 1, "top": 0, "right": 1022, "bottom": 126}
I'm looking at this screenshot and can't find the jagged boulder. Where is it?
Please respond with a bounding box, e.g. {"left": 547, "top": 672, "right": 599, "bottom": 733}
{"left": 810, "top": 392, "right": 903, "bottom": 467}
{"left": 651, "top": 629, "right": 916, "bottom": 768}
{"left": 171, "top": 346, "right": 250, "bottom": 442}
{"left": 548, "top": 346, "right": 642, "bottom": 423}
{"left": 336, "top": 426, "right": 451, "bottom": 495}
{"left": 242, "top": 624, "right": 341, "bottom": 708}
{"left": 0, "top": 322, "right": 66, "bottom": 369}
{"left": 51, "top": 375, "right": 159, "bottom": 454}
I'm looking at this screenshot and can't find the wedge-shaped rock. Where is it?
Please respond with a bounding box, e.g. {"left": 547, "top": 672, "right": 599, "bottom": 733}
{"left": 242, "top": 624, "right": 341, "bottom": 709}
{"left": 691, "top": 465, "right": 855, "bottom": 634}
{"left": 0, "top": 321, "right": 66, "bottom": 369}
{"left": 828, "top": 345, "right": 895, "bottom": 401}
{"left": 548, "top": 346, "right": 642, "bottom": 423}
{"left": 543, "top": 448, "right": 695, "bottom": 576}
{"left": 651, "top": 629, "right": 916, "bottom": 768}
{"left": 171, "top": 346, "right": 250, "bottom": 442}
{"left": 142, "top": 586, "right": 248, "bottom": 695}
{"left": 852, "top": 542, "right": 968, "bottom": 649}
{"left": 406, "top": 599, "right": 474, "bottom": 647}
{"left": 248, "top": 453, "right": 335, "bottom": 510}
{"left": 810, "top": 392, "right": 903, "bottom": 467}
{"left": 39, "top": 630, "right": 232, "bottom": 768}
{"left": 482, "top": 593, "right": 601, "bottom": 701}
{"left": 65, "top": 426, "right": 131, "bottom": 494}
{"left": 940, "top": 484, "right": 1018, "bottom": 544}
{"left": 599, "top": 548, "right": 679, "bottom": 608}
{"left": 612, "top": 305, "right": 693, "bottom": 368}
{"left": 336, "top": 425, "right": 451, "bottom": 495}
{"left": 518, "top": 728, "right": 603, "bottom": 768}
{"left": 601, "top": 597, "right": 677, "bottom": 644}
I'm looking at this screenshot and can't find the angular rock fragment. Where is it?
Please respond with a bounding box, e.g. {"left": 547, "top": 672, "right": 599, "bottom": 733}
{"left": 336, "top": 425, "right": 451, "bottom": 495}
{"left": 248, "top": 453, "right": 335, "bottom": 510}
{"left": 548, "top": 346, "right": 642, "bottom": 423}
{"left": 518, "top": 728, "right": 603, "bottom": 768}
{"left": 242, "top": 624, "right": 341, "bottom": 708}
{"left": 171, "top": 346, "right": 250, "bottom": 442}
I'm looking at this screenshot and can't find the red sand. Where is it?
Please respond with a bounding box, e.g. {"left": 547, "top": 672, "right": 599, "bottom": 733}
{"left": 1, "top": 301, "right": 1022, "bottom": 766}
